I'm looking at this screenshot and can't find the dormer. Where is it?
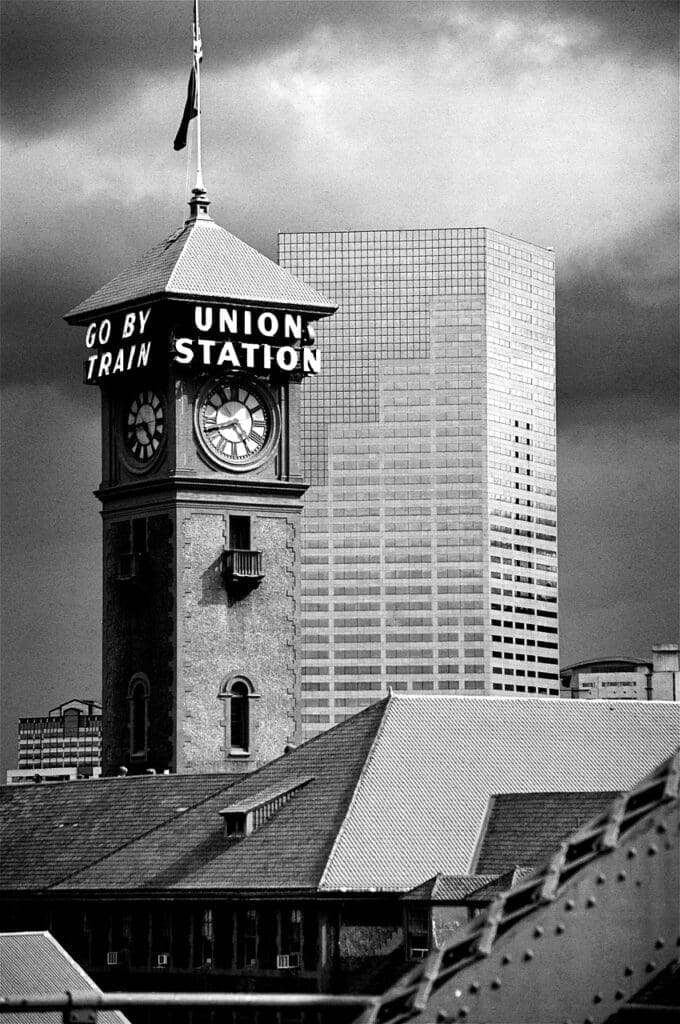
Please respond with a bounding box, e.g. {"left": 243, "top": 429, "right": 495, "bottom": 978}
{"left": 218, "top": 776, "right": 314, "bottom": 839}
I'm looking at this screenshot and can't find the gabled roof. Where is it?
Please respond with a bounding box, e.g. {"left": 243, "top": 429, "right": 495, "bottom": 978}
{"left": 0, "top": 774, "right": 237, "bottom": 890}
{"left": 473, "top": 791, "right": 618, "bottom": 875}
{"left": 0, "top": 701, "right": 386, "bottom": 894}
{"left": 318, "top": 694, "right": 680, "bottom": 891}
{"left": 401, "top": 874, "right": 497, "bottom": 903}
{"left": 1, "top": 695, "right": 678, "bottom": 897}
{"left": 465, "top": 866, "right": 537, "bottom": 904}
{"left": 64, "top": 215, "right": 336, "bottom": 321}
{"left": 0, "top": 932, "right": 129, "bottom": 1023}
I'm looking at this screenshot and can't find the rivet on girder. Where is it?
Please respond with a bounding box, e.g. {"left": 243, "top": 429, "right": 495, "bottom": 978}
{"left": 614, "top": 990, "right": 624, "bottom": 1000}
{"left": 627, "top": 847, "right": 637, "bottom": 859}
{"left": 469, "top": 982, "right": 480, "bottom": 994}
{"left": 617, "top": 870, "right": 627, "bottom": 881}
{"left": 524, "top": 949, "right": 534, "bottom": 961}
{"left": 648, "top": 844, "right": 658, "bottom": 856}
{"left": 593, "top": 993, "right": 602, "bottom": 1004}
{"left": 596, "top": 873, "right": 606, "bottom": 884}
{"left": 458, "top": 1008, "right": 469, "bottom": 1019}
{"left": 491, "top": 977, "right": 502, "bottom": 990}
{"left": 501, "top": 954, "right": 512, "bottom": 965}
{"left": 624, "top": 966, "right": 633, "bottom": 977}
{"left": 584, "top": 1017, "right": 595, "bottom": 1024}
{"left": 534, "top": 925, "right": 544, "bottom": 937}
{"left": 657, "top": 822, "right": 667, "bottom": 834}
{"left": 565, "top": 899, "right": 575, "bottom": 911}
{"left": 556, "top": 923, "right": 565, "bottom": 934}
{"left": 586, "top": 896, "right": 597, "bottom": 908}
{"left": 655, "top": 938, "right": 665, "bottom": 949}
{"left": 436, "top": 1012, "right": 452, "bottom": 1022}
{"left": 645, "top": 961, "right": 657, "bottom": 973}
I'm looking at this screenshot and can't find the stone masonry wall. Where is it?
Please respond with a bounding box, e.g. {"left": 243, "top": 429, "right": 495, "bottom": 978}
{"left": 178, "top": 505, "right": 299, "bottom": 773}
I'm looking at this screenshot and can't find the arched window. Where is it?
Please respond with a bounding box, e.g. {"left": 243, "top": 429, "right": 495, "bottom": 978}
{"left": 219, "top": 675, "right": 258, "bottom": 756}
{"left": 230, "top": 681, "right": 249, "bottom": 752}
{"left": 127, "top": 673, "right": 150, "bottom": 759}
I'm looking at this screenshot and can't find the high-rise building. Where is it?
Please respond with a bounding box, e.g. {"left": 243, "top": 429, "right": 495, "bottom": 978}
{"left": 7, "top": 699, "right": 102, "bottom": 784}
{"left": 279, "top": 228, "right": 559, "bottom": 737}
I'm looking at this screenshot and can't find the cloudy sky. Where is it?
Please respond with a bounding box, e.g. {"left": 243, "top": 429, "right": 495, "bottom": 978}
{"left": 1, "top": 0, "right": 678, "bottom": 775}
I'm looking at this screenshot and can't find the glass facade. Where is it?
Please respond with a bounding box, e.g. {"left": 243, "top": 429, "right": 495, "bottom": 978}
{"left": 278, "top": 229, "right": 558, "bottom": 738}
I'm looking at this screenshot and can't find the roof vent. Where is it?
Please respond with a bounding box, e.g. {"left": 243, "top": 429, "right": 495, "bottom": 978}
{"left": 218, "top": 776, "right": 314, "bottom": 840}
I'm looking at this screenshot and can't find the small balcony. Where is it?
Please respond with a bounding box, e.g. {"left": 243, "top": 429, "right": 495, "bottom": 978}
{"left": 221, "top": 549, "right": 264, "bottom": 590}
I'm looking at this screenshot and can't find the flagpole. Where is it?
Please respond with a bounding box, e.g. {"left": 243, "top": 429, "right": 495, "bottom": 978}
{"left": 193, "top": 0, "right": 205, "bottom": 194}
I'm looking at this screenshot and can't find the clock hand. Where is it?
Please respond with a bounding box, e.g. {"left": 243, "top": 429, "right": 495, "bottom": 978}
{"left": 204, "top": 415, "right": 238, "bottom": 432}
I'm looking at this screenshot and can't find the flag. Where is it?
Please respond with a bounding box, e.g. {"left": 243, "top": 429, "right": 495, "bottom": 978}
{"left": 173, "top": 66, "right": 198, "bottom": 151}
{"left": 174, "top": 0, "right": 202, "bottom": 151}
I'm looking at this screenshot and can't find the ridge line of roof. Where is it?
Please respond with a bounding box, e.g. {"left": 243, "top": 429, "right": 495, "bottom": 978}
{"left": 43, "top": 774, "right": 239, "bottom": 892}
{"left": 386, "top": 693, "right": 677, "bottom": 705}
{"left": 165, "top": 219, "right": 202, "bottom": 294}
{"left": 317, "top": 695, "right": 393, "bottom": 892}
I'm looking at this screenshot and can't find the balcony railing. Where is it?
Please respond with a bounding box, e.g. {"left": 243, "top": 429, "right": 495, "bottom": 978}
{"left": 221, "top": 549, "right": 264, "bottom": 588}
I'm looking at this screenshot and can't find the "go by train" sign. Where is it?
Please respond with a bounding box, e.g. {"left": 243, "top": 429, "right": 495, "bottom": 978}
{"left": 83, "top": 303, "right": 321, "bottom": 383}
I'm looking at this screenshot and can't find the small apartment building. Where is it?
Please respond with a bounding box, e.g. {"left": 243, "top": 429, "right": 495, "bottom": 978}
{"left": 560, "top": 645, "right": 679, "bottom": 701}
{"left": 9, "top": 699, "right": 102, "bottom": 784}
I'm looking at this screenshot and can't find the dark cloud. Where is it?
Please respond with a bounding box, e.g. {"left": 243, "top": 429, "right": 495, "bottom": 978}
{"left": 557, "top": 222, "right": 679, "bottom": 407}
{"left": 558, "top": 405, "right": 678, "bottom": 662}
{"left": 3, "top": 2, "right": 677, "bottom": 138}
{"left": 1, "top": 1, "right": 678, "bottom": 778}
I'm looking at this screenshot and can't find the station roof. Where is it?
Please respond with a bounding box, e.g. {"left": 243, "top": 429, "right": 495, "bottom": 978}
{"left": 401, "top": 874, "right": 497, "bottom": 903}
{"left": 64, "top": 210, "right": 336, "bottom": 322}
{"left": 0, "top": 932, "right": 130, "bottom": 1024}
{"left": 1, "top": 695, "right": 678, "bottom": 896}
{"left": 472, "top": 791, "right": 618, "bottom": 874}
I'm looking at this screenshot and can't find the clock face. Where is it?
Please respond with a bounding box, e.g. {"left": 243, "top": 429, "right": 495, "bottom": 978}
{"left": 124, "top": 390, "right": 165, "bottom": 464}
{"left": 195, "top": 377, "right": 277, "bottom": 470}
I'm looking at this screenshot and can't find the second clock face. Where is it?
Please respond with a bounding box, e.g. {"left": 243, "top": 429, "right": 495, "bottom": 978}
{"left": 196, "top": 377, "right": 275, "bottom": 469}
{"left": 125, "top": 390, "right": 165, "bottom": 463}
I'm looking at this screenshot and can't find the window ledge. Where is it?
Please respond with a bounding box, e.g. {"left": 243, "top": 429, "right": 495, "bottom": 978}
{"left": 229, "top": 750, "right": 251, "bottom": 759}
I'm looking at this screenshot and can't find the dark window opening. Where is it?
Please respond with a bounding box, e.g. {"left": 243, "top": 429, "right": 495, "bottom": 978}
{"left": 231, "top": 682, "right": 249, "bottom": 752}
{"left": 130, "top": 682, "right": 148, "bottom": 756}
{"left": 132, "top": 517, "right": 148, "bottom": 553}
{"left": 229, "top": 516, "right": 251, "bottom": 551}
{"left": 224, "top": 813, "right": 246, "bottom": 836}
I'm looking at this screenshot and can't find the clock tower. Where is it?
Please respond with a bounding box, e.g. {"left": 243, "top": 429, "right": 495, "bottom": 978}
{"left": 64, "top": 188, "right": 335, "bottom": 776}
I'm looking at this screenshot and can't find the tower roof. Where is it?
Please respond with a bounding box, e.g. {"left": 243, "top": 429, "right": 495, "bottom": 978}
{"left": 64, "top": 211, "right": 336, "bottom": 323}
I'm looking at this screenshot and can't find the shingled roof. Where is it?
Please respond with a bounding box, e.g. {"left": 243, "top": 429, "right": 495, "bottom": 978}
{"left": 1, "top": 695, "right": 678, "bottom": 896}
{"left": 401, "top": 874, "right": 497, "bottom": 903}
{"left": 0, "top": 773, "right": 237, "bottom": 890}
{"left": 64, "top": 214, "right": 336, "bottom": 321}
{"left": 472, "top": 791, "right": 618, "bottom": 875}
{"left": 0, "top": 700, "right": 386, "bottom": 894}
{"left": 317, "top": 694, "right": 680, "bottom": 890}
{"left": 0, "top": 932, "right": 130, "bottom": 1024}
